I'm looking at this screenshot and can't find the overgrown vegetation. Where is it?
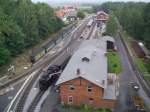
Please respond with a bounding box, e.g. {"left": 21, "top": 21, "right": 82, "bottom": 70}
{"left": 107, "top": 52, "right": 122, "bottom": 74}
{"left": 0, "top": 0, "right": 64, "bottom": 66}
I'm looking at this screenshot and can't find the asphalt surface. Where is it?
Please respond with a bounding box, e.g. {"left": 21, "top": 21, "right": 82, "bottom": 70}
{"left": 114, "top": 33, "right": 150, "bottom": 112}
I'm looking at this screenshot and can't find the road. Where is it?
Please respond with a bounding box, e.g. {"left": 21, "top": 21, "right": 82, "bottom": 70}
{"left": 114, "top": 32, "right": 150, "bottom": 112}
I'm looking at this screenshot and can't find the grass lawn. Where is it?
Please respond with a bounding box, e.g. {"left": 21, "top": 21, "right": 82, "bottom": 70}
{"left": 135, "top": 58, "right": 150, "bottom": 86}
{"left": 135, "top": 58, "right": 148, "bottom": 73}
{"left": 107, "top": 52, "right": 122, "bottom": 74}
{"left": 122, "top": 31, "right": 150, "bottom": 86}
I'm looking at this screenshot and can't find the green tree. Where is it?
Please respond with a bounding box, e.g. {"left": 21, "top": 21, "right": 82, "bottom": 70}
{"left": 0, "top": 0, "right": 64, "bottom": 66}
{"left": 35, "top": 3, "right": 63, "bottom": 38}
{"left": 143, "top": 3, "right": 150, "bottom": 49}
{"left": 14, "top": 0, "right": 39, "bottom": 47}
{"left": 106, "top": 14, "right": 117, "bottom": 36}
{"left": 77, "top": 10, "right": 85, "bottom": 19}
{"left": 0, "top": 9, "right": 25, "bottom": 55}
{"left": 0, "top": 46, "right": 11, "bottom": 66}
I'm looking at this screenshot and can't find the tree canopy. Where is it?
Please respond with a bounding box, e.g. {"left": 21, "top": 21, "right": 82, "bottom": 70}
{"left": 106, "top": 13, "right": 117, "bottom": 37}
{"left": 77, "top": 10, "right": 85, "bottom": 19}
{"left": 0, "top": 0, "right": 64, "bottom": 66}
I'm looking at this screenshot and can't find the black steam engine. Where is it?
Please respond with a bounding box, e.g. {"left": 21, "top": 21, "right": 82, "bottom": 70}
{"left": 39, "top": 56, "right": 70, "bottom": 91}
{"left": 39, "top": 65, "right": 61, "bottom": 91}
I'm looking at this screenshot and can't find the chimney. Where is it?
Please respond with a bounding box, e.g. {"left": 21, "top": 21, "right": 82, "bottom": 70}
{"left": 76, "top": 68, "right": 80, "bottom": 76}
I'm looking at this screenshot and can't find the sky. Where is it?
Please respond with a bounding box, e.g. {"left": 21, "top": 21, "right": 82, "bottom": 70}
{"left": 32, "top": 0, "right": 150, "bottom": 4}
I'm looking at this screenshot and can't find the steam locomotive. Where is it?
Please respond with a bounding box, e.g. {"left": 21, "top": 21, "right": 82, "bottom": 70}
{"left": 39, "top": 65, "right": 61, "bottom": 91}
{"left": 39, "top": 56, "right": 70, "bottom": 91}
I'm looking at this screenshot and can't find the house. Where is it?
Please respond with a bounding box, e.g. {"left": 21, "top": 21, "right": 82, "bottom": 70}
{"left": 96, "top": 10, "right": 109, "bottom": 27}
{"left": 55, "top": 10, "right": 65, "bottom": 18}
{"left": 56, "top": 39, "right": 118, "bottom": 109}
{"left": 63, "top": 5, "right": 76, "bottom": 13}
{"left": 55, "top": 5, "right": 77, "bottom": 22}
{"left": 65, "top": 11, "right": 77, "bottom": 22}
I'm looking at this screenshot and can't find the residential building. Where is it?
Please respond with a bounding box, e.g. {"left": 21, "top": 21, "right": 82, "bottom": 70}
{"left": 55, "top": 5, "right": 77, "bottom": 22}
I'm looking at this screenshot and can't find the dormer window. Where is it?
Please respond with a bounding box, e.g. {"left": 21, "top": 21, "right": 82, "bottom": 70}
{"left": 82, "top": 57, "right": 90, "bottom": 62}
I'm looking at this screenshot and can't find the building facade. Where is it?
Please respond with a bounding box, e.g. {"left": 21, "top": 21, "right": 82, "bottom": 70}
{"left": 59, "top": 77, "right": 116, "bottom": 109}
{"left": 96, "top": 10, "right": 109, "bottom": 23}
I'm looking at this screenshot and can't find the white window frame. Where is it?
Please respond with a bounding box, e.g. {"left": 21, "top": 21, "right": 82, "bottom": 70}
{"left": 68, "top": 96, "right": 73, "bottom": 104}
{"left": 87, "top": 85, "right": 93, "bottom": 92}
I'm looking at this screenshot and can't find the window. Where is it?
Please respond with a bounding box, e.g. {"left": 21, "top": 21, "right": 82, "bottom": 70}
{"left": 82, "top": 57, "right": 90, "bottom": 62}
{"left": 89, "top": 98, "right": 93, "bottom": 101}
{"left": 69, "top": 85, "right": 75, "bottom": 91}
{"left": 68, "top": 96, "right": 73, "bottom": 104}
{"left": 88, "top": 98, "right": 94, "bottom": 104}
{"left": 87, "top": 84, "right": 93, "bottom": 92}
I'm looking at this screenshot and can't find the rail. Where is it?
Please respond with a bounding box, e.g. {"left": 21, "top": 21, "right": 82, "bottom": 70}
{"left": 86, "top": 22, "right": 96, "bottom": 40}
{"left": 27, "top": 91, "right": 45, "bottom": 112}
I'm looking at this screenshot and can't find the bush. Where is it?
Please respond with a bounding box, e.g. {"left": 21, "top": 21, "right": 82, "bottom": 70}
{"left": 96, "top": 108, "right": 112, "bottom": 112}
{"left": 77, "top": 10, "right": 85, "bottom": 19}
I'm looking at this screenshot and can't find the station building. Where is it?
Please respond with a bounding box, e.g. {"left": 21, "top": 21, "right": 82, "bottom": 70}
{"left": 96, "top": 10, "right": 109, "bottom": 29}
{"left": 96, "top": 10, "right": 109, "bottom": 23}
{"left": 56, "top": 37, "right": 118, "bottom": 109}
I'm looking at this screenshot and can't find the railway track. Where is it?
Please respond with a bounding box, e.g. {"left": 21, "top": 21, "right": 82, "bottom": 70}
{"left": 27, "top": 91, "right": 45, "bottom": 112}
{"left": 15, "top": 69, "right": 42, "bottom": 112}
{"left": 86, "top": 22, "right": 96, "bottom": 40}
{"left": 7, "top": 18, "right": 92, "bottom": 112}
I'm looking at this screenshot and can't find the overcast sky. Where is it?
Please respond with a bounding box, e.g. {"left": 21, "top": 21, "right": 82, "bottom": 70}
{"left": 32, "top": 0, "right": 150, "bottom": 4}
